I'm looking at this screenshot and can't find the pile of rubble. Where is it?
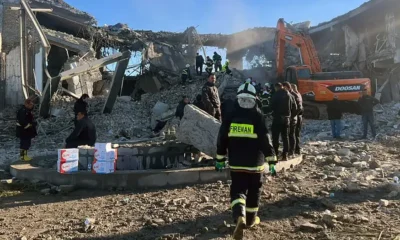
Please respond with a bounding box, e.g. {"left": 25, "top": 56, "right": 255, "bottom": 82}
{"left": 0, "top": 70, "right": 242, "bottom": 166}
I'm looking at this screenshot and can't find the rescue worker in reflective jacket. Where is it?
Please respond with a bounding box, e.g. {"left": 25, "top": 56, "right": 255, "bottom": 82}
{"left": 259, "top": 89, "right": 271, "bottom": 116}
{"left": 202, "top": 74, "right": 221, "bottom": 121}
{"left": 270, "top": 82, "right": 297, "bottom": 161}
{"left": 205, "top": 56, "right": 214, "bottom": 76}
{"left": 16, "top": 99, "right": 37, "bottom": 161}
{"left": 216, "top": 83, "right": 277, "bottom": 239}
{"left": 222, "top": 59, "right": 232, "bottom": 75}
{"left": 181, "top": 64, "right": 192, "bottom": 85}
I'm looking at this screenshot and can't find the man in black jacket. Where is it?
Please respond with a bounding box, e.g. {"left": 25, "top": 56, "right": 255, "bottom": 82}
{"left": 358, "top": 88, "right": 379, "bottom": 139}
{"left": 202, "top": 74, "right": 221, "bottom": 120}
{"left": 270, "top": 83, "right": 297, "bottom": 161}
{"left": 283, "top": 82, "right": 300, "bottom": 157}
{"left": 216, "top": 83, "right": 276, "bottom": 239}
{"left": 74, "top": 94, "right": 89, "bottom": 126}
{"left": 291, "top": 84, "right": 303, "bottom": 153}
{"left": 16, "top": 99, "right": 37, "bottom": 161}
{"left": 195, "top": 53, "right": 204, "bottom": 76}
{"left": 193, "top": 94, "right": 205, "bottom": 111}
{"left": 175, "top": 96, "right": 189, "bottom": 120}
{"left": 327, "top": 96, "right": 343, "bottom": 139}
{"left": 66, "top": 111, "right": 97, "bottom": 148}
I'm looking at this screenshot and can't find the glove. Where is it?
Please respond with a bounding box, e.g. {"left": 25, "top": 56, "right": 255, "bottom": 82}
{"left": 24, "top": 123, "right": 32, "bottom": 129}
{"left": 215, "top": 155, "right": 227, "bottom": 172}
{"left": 265, "top": 156, "right": 278, "bottom": 177}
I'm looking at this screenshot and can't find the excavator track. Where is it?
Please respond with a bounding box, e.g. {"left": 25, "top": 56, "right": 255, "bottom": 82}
{"left": 303, "top": 101, "right": 328, "bottom": 120}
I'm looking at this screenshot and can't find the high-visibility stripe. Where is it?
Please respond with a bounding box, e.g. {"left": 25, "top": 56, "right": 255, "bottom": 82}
{"left": 228, "top": 133, "right": 258, "bottom": 138}
{"left": 265, "top": 156, "right": 277, "bottom": 162}
{"left": 230, "top": 165, "right": 265, "bottom": 172}
{"left": 231, "top": 198, "right": 246, "bottom": 208}
{"left": 216, "top": 154, "right": 226, "bottom": 160}
{"left": 246, "top": 207, "right": 259, "bottom": 213}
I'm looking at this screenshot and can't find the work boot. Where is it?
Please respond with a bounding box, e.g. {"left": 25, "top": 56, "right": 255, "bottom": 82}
{"left": 233, "top": 216, "right": 246, "bottom": 240}
{"left": 19, "top": 149, "right": 24, "bottom": 161}
{"left": 246, "top": 215, "right": 260, "bottom": 228}
{"left": 22, "top": 150, "right": 32, "bottom": 161}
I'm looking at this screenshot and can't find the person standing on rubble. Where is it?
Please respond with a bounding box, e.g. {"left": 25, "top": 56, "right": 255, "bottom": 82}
{"left": 282, "top": 82, "right": 299, "bottom": 157}
{"left": 222, "top": 59, "right": 232, "bottom": 75}
{"left": 216, "top": 82, "right": 277, "bottom": 239}
{"left": 195, "top": 53, "right": 204, "bottom": 76}
{"left": 16, "top": 99, "right": 37, "bottom": 161}
{"left": 213, "top": 51, "right": 222, "bottom": 72}
{"left": 205, "top": 56, "right": 214, "bottom": 76}
{"left": 358, "top": 88, "right": 379, "bottom": 139}
{"left": 175, "top": 96, "right": 190, "bottom": 120}
{"left": 65, "top": 110, "right": 96, "bottom": 148}
{"left": 202, "top": 74, "right": 221, "bottom": 121}
{"left": 74, "top": 94, "right": 89, "bottom": 126}
{"left": 181, "top": 64, "right": 192, "bottom": 85}
{"left": 270, "top": 82, "right": 296, "bottom": 161}
{"left": 291, "top": 84, "right": 303, "bottom": 154}
{"left": 327, "top": 95, "right": 343, "bottom": 139}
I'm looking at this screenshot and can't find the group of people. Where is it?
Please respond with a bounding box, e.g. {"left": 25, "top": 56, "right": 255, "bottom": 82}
{"left": 327, "top": 88, "right": 379, "bottom": 139}
{"left": 16, "top": 94, "right": 97, "bottom": 161}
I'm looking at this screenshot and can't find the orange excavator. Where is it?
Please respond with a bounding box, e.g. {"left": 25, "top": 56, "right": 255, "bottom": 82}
{"left": 275, "top": 18, "right": 372, "bottom": 119}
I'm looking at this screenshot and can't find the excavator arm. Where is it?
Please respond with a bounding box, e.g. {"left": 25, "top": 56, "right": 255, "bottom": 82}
{"left": 275, "top": 18, "right": 322, "bottom": 79}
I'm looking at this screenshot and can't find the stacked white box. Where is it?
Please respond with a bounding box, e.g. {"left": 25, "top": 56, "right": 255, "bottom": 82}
{"left": 57, "top": 149, "right": 79, "bottom": 174}
{"left": 93, "top": 143, "right": 117, "bottom": 174}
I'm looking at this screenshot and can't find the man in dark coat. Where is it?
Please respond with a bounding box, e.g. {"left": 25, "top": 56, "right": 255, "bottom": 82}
{"left": 175, "top": 96, "right": 190, "bottom": 120}
{"left": 195, "top": 53, "right": 205, "bottom": 76}
{"left": 358, "top": 88, "right": 379, "bottom": 139}
{"left": 327, "top": 95, "right": 343, "bottom": 139}
{"left": 74, "top": 94, "right": 89, "bottom": 126}
{"left": 66, "top": 111, "right": 97, "bottom": 148}
{"left": 193, "top": 94, "right": 205, "bottom": 111}
{"left": 202, "top": 74, "right": 221, "bottom": 121}
{"left": 16, "top": 99, "right": 37, "bottom": 161}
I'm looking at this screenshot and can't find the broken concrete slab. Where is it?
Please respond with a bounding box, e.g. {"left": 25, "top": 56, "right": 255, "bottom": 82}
{"left": 43, "top": 28, "right": 91, "bottom": 54}
{"left": 39, "top": 51, "right": 131, "bottom": 117}
{"left": 176, "top": 104, "right": 221, "bottom": 157}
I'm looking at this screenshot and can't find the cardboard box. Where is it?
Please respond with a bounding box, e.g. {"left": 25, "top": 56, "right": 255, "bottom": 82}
{"left": 95, "top": 143, "right": 112, "bottom": 151}
{"left": 58, "top": 149, "right": 79, "bottom": 162}
{"left": 92, "top": 159, "right": 116, "bottom": 174}
{"left": 94, "top": 149, "right": 118, "bottom": 161}
{"left": 57, "top": 160, "right": 79, "bottom": 174}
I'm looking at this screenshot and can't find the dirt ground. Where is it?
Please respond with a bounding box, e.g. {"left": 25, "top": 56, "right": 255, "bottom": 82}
{"left": 1, "top": 142, "right": 400, "bottom": 240}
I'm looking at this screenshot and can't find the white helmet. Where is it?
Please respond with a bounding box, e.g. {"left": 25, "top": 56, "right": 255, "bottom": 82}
{"left": 237, "top": 83, "right": 257, "bottom": 99}
{"left": 264, "top": 82, "right": 271, "bottom": 88}
{"left": 186, "top": 64, "right": 190, "bottom": 68}
{"left": 245, "top": 78, "right": 251, "bottom": 83}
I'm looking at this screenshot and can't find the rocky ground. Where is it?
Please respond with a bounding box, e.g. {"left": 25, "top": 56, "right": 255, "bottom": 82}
{"left": 1, "top": 133, "right": 400, "bottom": 240}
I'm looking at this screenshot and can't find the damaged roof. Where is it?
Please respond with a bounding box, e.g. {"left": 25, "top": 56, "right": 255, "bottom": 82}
{"left": 310, "top": 0, "right": 395, "bottom": 33}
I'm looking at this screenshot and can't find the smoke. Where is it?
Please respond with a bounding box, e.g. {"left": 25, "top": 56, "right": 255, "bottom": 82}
{"left": 208, "top": 0, "right": 253, "bottom": 34}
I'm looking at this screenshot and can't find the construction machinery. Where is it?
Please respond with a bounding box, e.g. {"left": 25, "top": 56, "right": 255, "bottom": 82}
{"left": 275, "top": 18, "right": 372, "bottom": 119}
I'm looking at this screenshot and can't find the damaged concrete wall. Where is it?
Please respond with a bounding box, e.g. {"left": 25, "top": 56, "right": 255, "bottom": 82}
{"left": 144, "top": 42, "right": 186, "bottom": 72}
{"left": 5, "top": 46, "right": 24, "bottom": 105}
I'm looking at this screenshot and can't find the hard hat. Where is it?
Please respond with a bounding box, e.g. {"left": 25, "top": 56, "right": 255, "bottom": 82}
{"left": 245, "top": 78, "right": 251, "bottom": 83}
{"left": 186, "top": 64, "right": 190, "bottom": 68}
{"left": 264, "top": 82, "right": 270, "bottom": 87}
{"left": 237, "top": 83, "right": 257, "bottom": 99}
